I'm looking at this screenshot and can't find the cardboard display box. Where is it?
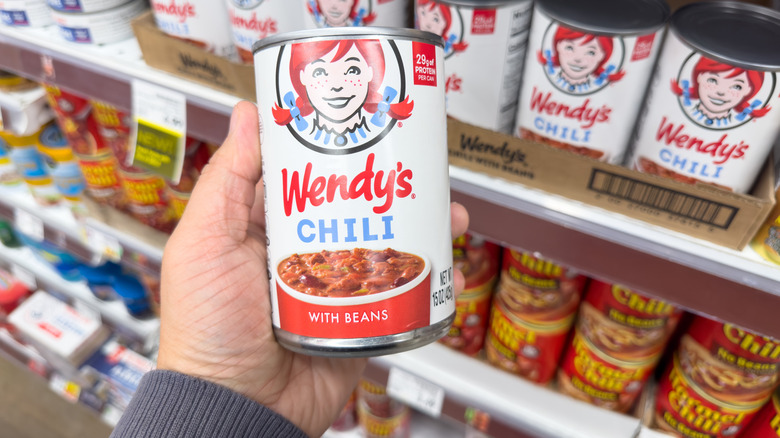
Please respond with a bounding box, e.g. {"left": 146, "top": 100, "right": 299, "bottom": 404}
{"left": 131, "top": 12, "right": 256, "bottom": 101}
{"left": 448, "top": 118, "right": 776, "bottom": 250}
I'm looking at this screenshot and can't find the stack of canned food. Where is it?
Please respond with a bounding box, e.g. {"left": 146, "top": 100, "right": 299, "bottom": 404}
{"left": 439, "top": 232, "right": 780, "bottom": 437}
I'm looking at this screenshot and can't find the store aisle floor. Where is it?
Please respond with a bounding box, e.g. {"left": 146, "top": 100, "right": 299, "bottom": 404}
{"left": 0, "top": 357, "right": 112, "bottom": 438}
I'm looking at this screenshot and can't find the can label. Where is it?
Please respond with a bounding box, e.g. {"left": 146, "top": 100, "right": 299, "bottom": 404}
{"left": 119, "top": 169, "right": 173, "bottom": 232}
{"left": 0, "top": 0, "right": 53, "bottom": 27}
{"left": 485, "top": 294, "right": 574, "bottom": 384}
{"left": 751, "top": 194, "right": 780, "bottom": 265}
{"left": 47, "top": 0, "right": 127, "bottom": 13}
{"left": 151, "top": 0, "right": 238, "bottom": 59}
{"left": 497, "top": 248, "right": 586, "bottom": 322}
{"left": 740, "top": 392, "right": 780, "bottom": 437}
{"left": 679, "top": 317, "right": 780, "bottom": 405}
{"left": 255, "top": 33, "right": 452, "bottom": 349}
{"left": 76, "top": 150, "right": 125, "bottom": 206}
{"left": 558, "top": 330, "right": 658, "bottom": 412}
{"left": 578, "top": 280, "right": 682, "bottom": 361}
{"left": 655, "top": 354, "right": 765, "bottom": 438}
{"left": 416, "top": 0, "right": 532, "bottom": 133}
{"left": 304, "top": 0, "right": 410, "bottom": 29}
{"left": 439, "top": 234, "right": 499, "bottom": 355}
{"left": 227, "top": 0, "right": 305, "bottom": 64}
{"left": 51, "top": 0, "right": 146, "bottom": 45}
{"left": 630, "top": 31, "right": 780, "bottom": 193}
{"left": 514, "top": 7, "right": 664, "bottom": 163}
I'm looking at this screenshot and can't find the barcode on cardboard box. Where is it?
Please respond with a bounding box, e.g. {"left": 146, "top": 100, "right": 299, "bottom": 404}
{"left": 588, "top": 170, "right": 737, "bottom": 229}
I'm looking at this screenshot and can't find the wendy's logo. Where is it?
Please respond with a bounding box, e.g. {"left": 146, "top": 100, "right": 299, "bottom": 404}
{"left": 307, "top": 0, "right": 375, "bottom": 28}
{"left": 272, "top": 38, "right": 413, "bottom": 155}
{"left": 538, "top": 23, "right": 625, "bottom": 96}
{"left": 672, "top": 54, "right": 775, "bottom": 130}
{"left": 415, "top": 0, "right": 467, "bottom": 59}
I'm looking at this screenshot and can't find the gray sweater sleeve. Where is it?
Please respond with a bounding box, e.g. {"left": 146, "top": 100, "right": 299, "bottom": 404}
{"left": 110, "top": 370, "right": 309, "bottom": 438}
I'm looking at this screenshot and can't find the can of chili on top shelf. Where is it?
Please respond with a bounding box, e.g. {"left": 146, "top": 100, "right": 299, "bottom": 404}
{"left": 227, "top": 0, "right": 306, "bottom": 64}
{"left": 415, "top": 0, "right": 533, "bottom": 134}
{"left": 630, "top": 2, "right": 780, "bottom": 193}
{"left": 514, "top": 0, "right": 669, "bottom": 163}
{"left": 654, "top": 316, "right": 780, "bottom": 437}
{"left": 151, "top": 0, "right": 237, "bottom": 60}
{"left": 253, "top": 27, "right": 453, "bottom": 357}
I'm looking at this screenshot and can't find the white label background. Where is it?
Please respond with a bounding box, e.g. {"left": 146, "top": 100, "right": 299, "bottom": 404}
{"left": 255, "top": 37, "right": 454, "bottom": 332}
{"left": 302, "top": 0, "right": 410, "bottom": 29}
{"left": 515, "top": 7, "right": 665, "bottom": 164}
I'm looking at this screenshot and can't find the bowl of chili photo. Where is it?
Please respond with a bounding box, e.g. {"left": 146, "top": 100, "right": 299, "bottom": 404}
{"left": 275, "top": 248, "right": 432, "bottom": 339}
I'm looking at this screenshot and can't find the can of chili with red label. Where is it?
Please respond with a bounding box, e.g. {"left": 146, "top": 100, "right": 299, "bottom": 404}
{"left": 485, "top": 290, "right": 576, "bottom": 384}
{"left": 439, "top": 233, "right": 500, "bottom": 355}
{"left": 678, "top": 317, "right": 780, "bottom": 407}
{"left": 514, "top": 0, "right": 668, "bottom": 163}
{"left": 655, "top": 352, "right": 769, "bottom": 438}
{"left": 630, "top": 2, "right": 780, "bottom": 193}
{"left": 496, "top": 248, "right": 586, "bottom": 322}
{"left": 253, "top": 28, "right": 453, "bottom": 357}
{"left": 739, "top": 391, "right": 780, "bottom": 437}
{"left": 415, "top": 0, "right": 533, "bottom": 134}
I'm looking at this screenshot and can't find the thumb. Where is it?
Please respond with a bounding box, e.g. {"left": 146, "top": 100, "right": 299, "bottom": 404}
{"left": 175, "top": 101, "right": 262, "bottom": 244}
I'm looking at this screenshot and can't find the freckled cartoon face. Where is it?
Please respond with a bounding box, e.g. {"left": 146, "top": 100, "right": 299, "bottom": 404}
{"left": 696, "top": 71, "right": 752, "bottom": 115}
{"left": 318, "top": 0, "right": 355, "bottom": 27}
{"left": 417, "top": 5, "right": 447, "bottom": 36}
{"left": 556, "top": 36, "right": 605, "bottom": 82}
{"left": 300, "top": 45, "right": 374, "bottom": 123}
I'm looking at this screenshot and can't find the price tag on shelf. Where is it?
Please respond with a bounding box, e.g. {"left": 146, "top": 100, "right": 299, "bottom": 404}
{"left": 11, "top": 264, "right": 36, "bottom": 290}
{"left": 129, "top": 80, "right": 186, "bottom": 184}
{"left": 82, "top": 226, "right": 123, "bottom": 263}
{"left": 14, "top": 208, "right": 44, "bottom": 242}
{"left": 387, "top": 367, "right": 445, "bottom": 418}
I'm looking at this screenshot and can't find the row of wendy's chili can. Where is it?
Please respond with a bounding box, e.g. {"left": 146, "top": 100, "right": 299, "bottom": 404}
{"left": 441, "top": 233, "right": 780, "bottom": 436}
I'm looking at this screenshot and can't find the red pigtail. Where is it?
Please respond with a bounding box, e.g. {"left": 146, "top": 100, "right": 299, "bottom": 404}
{"left": 388, "top": 96, "right": 414, "bottom": 120}
{"left": 272, "top": 103, "right": 292, "bottom": 126}
{"left": 537, "top": 50, "right": 548, "bottom": 66}
{"left": 607, "top": 70, "right": 625, "bottom": 83}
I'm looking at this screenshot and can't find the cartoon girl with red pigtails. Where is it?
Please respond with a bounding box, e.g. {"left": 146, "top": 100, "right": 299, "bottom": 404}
{"left": 416, "top": 0, "right": 467, "bottom": 57}
{"left": 273, "top": 39, "right": 413, "bottom": 149}
{"left": 672, "top": 56, "right": 771, "bottom": 128}
{"left": 538, "top": 25, "right": 625, "bottom": 94}
{"left": 308, "top": 0, "right": 376, "bottom": 28}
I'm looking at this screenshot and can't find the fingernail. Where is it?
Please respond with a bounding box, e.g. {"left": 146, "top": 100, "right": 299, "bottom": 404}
{"left": 228, "top": 104, "right": 241, "bottom": 135}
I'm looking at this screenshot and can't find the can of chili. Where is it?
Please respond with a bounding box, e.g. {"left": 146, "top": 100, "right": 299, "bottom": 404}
{"left": 654, "top": 352, "right": 769, "bottom": 438}
{"left": 485, "top": 290, "right": 576, "bottom": 384}
{"left": 0, "top": 0, "right": 53, "bottom": 27}
{"left": 678, "top": 317, "right": 780, "bottom": 406}
{"left": 577, "top": 280, "right": 683, "bottom": 362}
{"left": 227, "top": 0, "right": 306, "bottom": 64}
{"left": 357, "top": 379, "right": 411, "bottom": 438}
{"left": 304, "top": 0, "right": 410, "bottom": 29}
{"left": 495, "top": 248, "right": 587, "bottom": 323}
{"left": 254, "top": 27, "right": 453, "bottom": 356}
{"left": 151, "top": 0, "right": 237, "bottom": 60}
{"left": 739, "top": 391, "right": 780, "bottom": 437}
{"left": 439, "top": 233, "right": 500, "bottom": 355}
{"left": 630, "top": 2, "right": 780, "bottom": 193}
{"left": 514, "top": 0, "right": 668, "bottom": 163}
{"left": 50, "top": 0, "right": 148, "bottom": 45}
{"left": 415, "top": 0, "right": 533, "bottom": 134}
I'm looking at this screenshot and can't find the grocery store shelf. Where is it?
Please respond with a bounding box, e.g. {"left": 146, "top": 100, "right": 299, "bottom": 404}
{"left": 0, "top": 186, "right": 163, "bottom": 276}
{"left": 323, "top": 410, "right": 465, "bottom": 438}
{"left": 450, "top": 166, "right": 780, "bottom": 339}
{"left": 0, "top": 25, "right": 237, "bottom": 144}
{"left": 365, "top": 342, "right": 641, "bottom": 438}
{"left": 0, "top": 242, "right": 159, "bottom": 351}
{"left": 638, "top": 427, "right": 674, "bottom": 438}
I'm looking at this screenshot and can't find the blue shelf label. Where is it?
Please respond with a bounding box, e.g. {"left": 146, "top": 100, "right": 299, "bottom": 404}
{"left": 59, "top": 26, "right": 92, "bottom": 43}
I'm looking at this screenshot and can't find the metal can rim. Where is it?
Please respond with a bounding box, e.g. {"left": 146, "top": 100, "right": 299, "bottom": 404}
{"left": 671, "top": 1, "right": 780, "bottom": 71}
{"left": 252, "top": 26, "right": 444, "bottom": 54}
{"left": 535, "top": 0, "right": 670, "bottom": 36}
{"left": 427, "top": 0, "right": 531, "bottom": 8}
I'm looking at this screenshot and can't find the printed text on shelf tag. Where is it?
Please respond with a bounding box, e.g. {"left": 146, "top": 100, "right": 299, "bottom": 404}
{"left": 129, "top": 80, "right": 186, "bottom": 184}
{"left": 14, "top": 208, "right": 44, "bottom": 242}
{"left": 387, "top": 367, "right": 445, "bottom": 418}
